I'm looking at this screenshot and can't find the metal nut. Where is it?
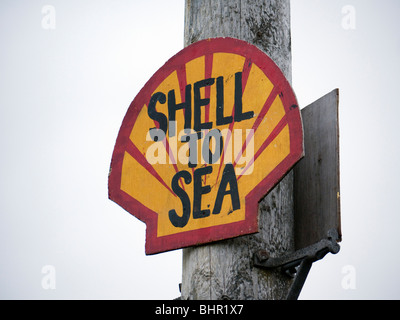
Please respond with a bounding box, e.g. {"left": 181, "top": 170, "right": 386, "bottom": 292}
{"left": 256, "top": 250, "right": 269, "bottom": 262}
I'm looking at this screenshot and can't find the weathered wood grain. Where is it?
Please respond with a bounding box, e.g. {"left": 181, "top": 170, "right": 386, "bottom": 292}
{"left": 184, "top": 0, "right": 292, "bottom": 80}
{"left": 182, "top": 0, "right": 294, "bottom": 300}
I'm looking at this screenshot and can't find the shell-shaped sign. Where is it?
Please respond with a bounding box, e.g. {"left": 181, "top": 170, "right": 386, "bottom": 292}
{"left": 109, "top": 38, "right": 304, "bottom": 255}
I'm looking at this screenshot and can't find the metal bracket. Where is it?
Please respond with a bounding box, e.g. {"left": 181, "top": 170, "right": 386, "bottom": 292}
{"left": 253, "top": 229, "right": 340, "bottom": 300}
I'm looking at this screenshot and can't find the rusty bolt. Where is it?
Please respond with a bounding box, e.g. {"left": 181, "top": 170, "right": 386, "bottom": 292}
{"left": 255, "top": 250, "right": 270, "bottom": 262}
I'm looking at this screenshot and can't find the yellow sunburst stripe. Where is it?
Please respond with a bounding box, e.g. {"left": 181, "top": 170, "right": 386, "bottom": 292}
{"left": 238, "top": 124, "right": 290, "bottom": 198}
{"left": 120, "top": 151, "right": 180, "bottom": 220}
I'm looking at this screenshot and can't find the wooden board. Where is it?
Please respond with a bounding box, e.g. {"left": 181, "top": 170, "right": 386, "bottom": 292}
{"left": 294, "top": 89, "right": 341, "bottom": 250}
{"left": 108, "top": 37, "right": 304, "bottom": 255}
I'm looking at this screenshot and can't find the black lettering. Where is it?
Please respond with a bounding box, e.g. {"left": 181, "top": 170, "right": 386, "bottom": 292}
{"left": 194, "top": 78, "right": 215, "bottom": 132}
{"left": 148, "top": 92, "right": 168, "bottom": 135}
{"left": 168, "top": 170, "right": 192, "bottom": 228}
{"left": 148, "top": 128, "right": 165, "bottom": 142}
{"left": 202, "top": 129, "right": 223, "bottom": 164}
{"left": 216, "top": 76, "right": 233, "bottom": 125}
{"left": 181, "top": 131, "right": 200, "bottom": 168}
{"left": 168, "top": 85, "right": 192, "bottom": 137}
{"left": 193, "top": 166, "right": 212, "bottom": 219}
{"left": 234, "top": 72, "right": 254, "bottom": 122}
{"left": 213, "top": 163, "right": 240, "bottom": 215}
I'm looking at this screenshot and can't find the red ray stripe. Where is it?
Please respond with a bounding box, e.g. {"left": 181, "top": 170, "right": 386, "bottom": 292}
{"left": 204, "top": 53, "right": 213, "bottom": 124}
{"left": 216, "top": 57, "right": 253, "bottom": 182}
{"left": 237, "top": 115, "right": 287, "bottom": 180}
{"left": 124, "top": 139, "right": 176, "bottom": 196}
{"left": 201, "top": 53, "right": 214, "bottom": 184}
{"left": 170, "top": 64, "right": 190, "bottom": 189}
{"left": 233, "top": 87, "right": 280, "bottom": 168}
{"left": 252, "top": 87, "right": 280, "bottom": 132}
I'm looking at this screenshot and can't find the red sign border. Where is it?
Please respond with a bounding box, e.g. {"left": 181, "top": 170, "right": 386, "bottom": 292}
{"left": 108, "top": 37, "right": 304, "bottom": 255}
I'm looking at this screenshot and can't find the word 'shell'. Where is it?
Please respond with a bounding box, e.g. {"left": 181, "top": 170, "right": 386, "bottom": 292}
{"left": 146, "top": 71, "right": 254, "bottom": 228}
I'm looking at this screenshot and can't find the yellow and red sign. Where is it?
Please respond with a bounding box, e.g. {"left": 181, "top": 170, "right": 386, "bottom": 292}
{"left": 109, "top": 38, "right": 304, "bottom": 254}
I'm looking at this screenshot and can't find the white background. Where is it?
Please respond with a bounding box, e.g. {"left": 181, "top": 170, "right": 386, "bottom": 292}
{"left": 1, "top": 0, "right": 399, "bottom": 299}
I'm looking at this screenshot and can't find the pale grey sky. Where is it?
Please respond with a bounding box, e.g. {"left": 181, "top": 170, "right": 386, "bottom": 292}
{"left": 0, "top": 0, "right": 399, "bottom": 299}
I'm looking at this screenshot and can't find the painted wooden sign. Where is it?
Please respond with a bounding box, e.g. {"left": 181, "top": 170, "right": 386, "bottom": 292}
{"left": 108, "top": 38, "right": 304, "bottom": 255}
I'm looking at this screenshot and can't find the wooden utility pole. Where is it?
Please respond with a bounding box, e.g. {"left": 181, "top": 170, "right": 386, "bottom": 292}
{"left": 182, "top": 0, "right": 294, "bottom": 300}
